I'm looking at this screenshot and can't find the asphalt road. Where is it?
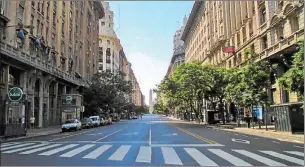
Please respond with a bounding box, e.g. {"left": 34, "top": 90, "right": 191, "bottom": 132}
{"left": 1, "top": 114, "right": 304, "bottom": 166}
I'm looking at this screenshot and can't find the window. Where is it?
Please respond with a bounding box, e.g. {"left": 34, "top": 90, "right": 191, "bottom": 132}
{"left": 237, "top": 32, "right": 240, "bottom": 47}
{"left": 30, "top": 14, "right": 34, "bottom": 26}
{"left": 108, "top": 15, "right": 111, "bottom": 20}
{"left": 53, "top": 9, "right": 56, "bottom": 26}
{"left": 109, "top": 23, "right": 111, "bottom": 27}
{"left": 41, "top": 1, "right": 44, "bottom": 14}
{"left": 46, "top": 27, "right": 49, "bottom": 41}
{"left": 277, "top": 26, "right": 284, "bottom": 41}
{"left": 18, "top": 4, "right": 24, "bottom": 23}
{"left": 107, "top": 40, "right": 110, "bottom": 45}
{"left": 290, "top": 16, "right": 299, "bottom": 33}
{"left": 249, "top": 19, "right": 253, "bottom": 37}
{"left": 31, "top": 1, "right": 35, "bottom": 7}
{"left": 61, "top": 42, "right": 65, "bottom": 54}
{"left": 250, "top": 44, "right": 255, "bottom": 55}
{"left": 62, "top": 21, "right": 64, "bottom": 35}
{"left": 52, "top": 33, "right": 55, "bottom": 46}
{"left": 101, "top": 22, "right": 105, "bottom": 26}
{"left": 37, "top": 1, "right": 41, "bottom": 12}
{"left": 261, "top": 36, "right": 268, "bottom": 50}
{"left": 242, "top": 26, "right": 246, "bottom": 42}
{"left": 37, "top": 20, "right": 40, "bottom": 35}
{"left": 40, "top": 23, "right": 43, "bottom": 36}
{"left": 260, "top": 7, "right": 266, "bottom": 25}
{"left": 270, "top": 29, "right": 276, "bottom": 45}
{"left": 46, "top": 2, "right": 50, "bottom": 18}
{"left": 69, "top": 28, "right": 72, "bottom": 41}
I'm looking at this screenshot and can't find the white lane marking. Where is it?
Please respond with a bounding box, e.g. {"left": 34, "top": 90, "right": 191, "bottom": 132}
{"left": 149, "top": 130, "right": 152, "bottom": 146}
{"left": 272, "top": 141, "right": 280, "bottom": 144}
{"left": 151, "top": 144, "right": 224, "bottom": 147}
{"left": 82, "top": 145, "right": 112, "bottom": 159}
{"left": 293, "top": 145, "right": 304, "bottom": 148}
{"left": 232, "top": 149, "right": 286, "bottom": 166}
{"left": 60, "top": 144, "right": 95, "bottom": 157}
{"left": 94, "top": 129, "right": 123, "bottom": 142}
{"left": 2, "top": 143, "right": 48, "bottom": 153}
{"left": 108, "top": 145, "right": 131, "bottom": 161}
{"left": 284, "top": 151, "right": 304, "bottom": 157}
{"left": 49, "top": 129, "right": 96, "bottom": 141}
{"left": 231, "top": 138, "right": 250, "bottom": 144}
{"left": 1, "top": 142, "right": 20, "bottom": 147}
{"left": 1, "top": 143, "right": 35, "bottom": 151}
{"left": 39, "top": 144, "right": 79, "bottom": 156}
{"left": 259, "top": 150, "right": 304, "bottom": 166}
{"left": 161, "top": 147, "right": 183, "bottom": 165}
{"left": 209, "top": 149, "right": 252, "bottom": 166}
{"left": 184, "top": 148, "right": 218, "bottom": 166}
{"left": 19, "top": 144, "right": 62, "bottom": 154}
{"left": 135, "top": 146, "right": 151, "bottom": 163}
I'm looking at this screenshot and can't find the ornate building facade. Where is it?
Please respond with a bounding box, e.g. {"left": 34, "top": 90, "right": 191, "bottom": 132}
{"left": 181, "top": 1, "right": 304, "bottom": 122}
{"left": 0, "top": 1, "right": 104, "bottom": 135}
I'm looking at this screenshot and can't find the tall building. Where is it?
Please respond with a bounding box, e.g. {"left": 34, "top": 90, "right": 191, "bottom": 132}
{"left": 149, "top": 89, "right": 153, "bottom": 114}
{"left": 181, "top": 1, "right": 304, "bottom": 122}
{"left": 98, "top": 2, "right": 121, "bottom": 73}
{"left": 0, "top": 1, "right": 104, "bottom": 133}
{"left": 165, "top": 15, "right": 187, "bottom": 78}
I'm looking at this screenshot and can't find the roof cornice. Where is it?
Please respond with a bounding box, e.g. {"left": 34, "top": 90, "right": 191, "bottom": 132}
{"left": 181, "top": 1, "right": 203, "bottom": 41}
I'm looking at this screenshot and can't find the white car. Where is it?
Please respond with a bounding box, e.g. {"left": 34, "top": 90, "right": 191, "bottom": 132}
{"left": 62, "top": 119, "right": 82, "bottom": 132}
{"left": 89, "top": 116, "right": 101, "bottom": 127}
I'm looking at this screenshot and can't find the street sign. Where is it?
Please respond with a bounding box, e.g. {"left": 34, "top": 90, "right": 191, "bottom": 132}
{"left": 8, "top": 87, "right": 23, "bottom": 102}
{"left": 66, "top": 96, "right": 73, "bottom": 104}
{"left": 223, "top": 46, "right": 235, "bottom": 53}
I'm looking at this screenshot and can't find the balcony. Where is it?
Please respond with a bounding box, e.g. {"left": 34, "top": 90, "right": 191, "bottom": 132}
{"left": 258, "top": 29, "right": 304, "bottom": 60}
{"left": 0, "top": 41, "right": 89, "bottom": 87}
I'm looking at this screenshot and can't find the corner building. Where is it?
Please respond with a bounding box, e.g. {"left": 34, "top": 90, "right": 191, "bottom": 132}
{"left": 182, "top": 1, "right": 304, "bottom": 122}
{"left": 0, "top": 1, "right": 104, "bottom": 135}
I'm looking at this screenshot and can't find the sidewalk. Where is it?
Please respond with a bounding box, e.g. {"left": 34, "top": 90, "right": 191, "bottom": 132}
{"left": 168, "top": 116, "right": 304, "bottom": 144}
{"left": 3, "top": 126, "right": 62, "bottom": 142}
{"left": 208, "top": 124, "right": 304, "bottom": 144}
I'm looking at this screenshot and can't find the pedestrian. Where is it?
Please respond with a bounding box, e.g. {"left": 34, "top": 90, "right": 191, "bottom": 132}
{"left": 30, "top": 116, "right": 35, "bottom": 128}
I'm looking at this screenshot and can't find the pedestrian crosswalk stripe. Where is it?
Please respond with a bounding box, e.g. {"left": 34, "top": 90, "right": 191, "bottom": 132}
{"left": 108, "top": 145, "right": 131, "bottom": 161}
{"left": 161, "top": 147, "right": 183, "bottom": 165}
{"left": 60, "top": 144, "right": 95, "bottom": 158}
{"left": 232, "top": 149, "right": 287, "bottom": 166}
{"left": 208, "top": 149, "right": 252, "bottom": 166}
{"left": 136, "top": 146, "right": 151, "bottom": 163}
{"left": 39, "top": 144, "right": 79, "bottom": 156}
{"left": 1, "top": 142, "right": 19, "bottom": 147}
{"left": 260, "top": 150, "right": 304, "bottom": 166}
{"left": 283, "top": 151, "right": 304, "bottom": 157}
{"left": 1, "top": 143, "right": 35, "bottom": 151}
{"left": 2, "top": 143, "right": 48, "bottom": 153}
{"left": 83, "top": 145, "right": 112, "bottom": 159}
{"left": 19, "top": 144, "right": 62, "bottom": 155}
{"left": 184, "top": 148, "right": 218, "bottom": 166}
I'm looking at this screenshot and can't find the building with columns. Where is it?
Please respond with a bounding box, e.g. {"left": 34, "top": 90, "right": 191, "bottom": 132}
{"left": 98, "top": 2, "right": 121, "bottom": 73}
{"left": 181, "top": 1, "right": 304, "bottom": 122}
{"left": 165, "top": 15, "right": 187, "bottom": 78}
{"left": 0, "top": 1, "right": 104, "bottom": 135}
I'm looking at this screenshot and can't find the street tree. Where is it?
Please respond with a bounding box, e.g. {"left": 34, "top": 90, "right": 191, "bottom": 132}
{"left": 83, "top": 71, "right": 133, "bottom": 117}
{"left": 278, "top": 40, "right": 304, "bottom": 102}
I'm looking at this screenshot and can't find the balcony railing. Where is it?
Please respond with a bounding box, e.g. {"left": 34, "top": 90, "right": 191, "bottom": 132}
{"left": 0, "top": 41, "right": 88, "bottom": 87}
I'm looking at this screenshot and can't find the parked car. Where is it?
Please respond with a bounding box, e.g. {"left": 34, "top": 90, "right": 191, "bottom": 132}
{"left": 81, "top": 118, "right": 94, "bottom": 129}
{"left": 62, "top": 119, "right": 82, "bottom": 132}
{"left": 89, "top": 116, "right": 101, "bottom": 127}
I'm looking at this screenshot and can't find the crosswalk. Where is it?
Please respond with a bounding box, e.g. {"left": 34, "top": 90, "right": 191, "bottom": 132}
{"left": 1, "top": 142, "right": 304, "bottom": 166}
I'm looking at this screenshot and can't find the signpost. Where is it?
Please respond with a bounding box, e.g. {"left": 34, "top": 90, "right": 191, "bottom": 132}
{"left": 66, "top": 96, "right": 73, "bottom": 104}
{"left": 8, "top": 87, "right": 23, "bottom": 102}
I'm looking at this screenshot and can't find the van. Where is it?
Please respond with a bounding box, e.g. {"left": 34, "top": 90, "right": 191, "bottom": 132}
{"left": 89, "top": 116, "right": 101, "bottom": 127}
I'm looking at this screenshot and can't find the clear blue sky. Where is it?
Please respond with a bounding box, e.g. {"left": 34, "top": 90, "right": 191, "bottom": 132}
{"left": 109, "top": 1, "right": 193, "bottom": 104}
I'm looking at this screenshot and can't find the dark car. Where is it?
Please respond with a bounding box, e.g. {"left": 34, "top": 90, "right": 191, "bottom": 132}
{"left": 81, "top": 118, "right": 94, "bottom": 129}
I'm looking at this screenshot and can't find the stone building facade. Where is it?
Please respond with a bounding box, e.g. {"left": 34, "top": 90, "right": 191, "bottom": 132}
{"left": 182, "top": 1, "right": 304, "bottom": 106}
{"left": 0, "top": 1, "right": 104, "bottom": 134}
{"left": 165, "top": 15, "right": 187, "bottom": 78}
{"left": 98, "top": 2, "right": 121, "bottom": 73}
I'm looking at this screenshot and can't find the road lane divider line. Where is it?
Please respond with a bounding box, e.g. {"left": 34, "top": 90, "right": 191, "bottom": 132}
{"left": 94, "top": 129, "right": 124, "bottom": 142}
{"left": 174, "top": 127, "right": 218, "bottom": 144}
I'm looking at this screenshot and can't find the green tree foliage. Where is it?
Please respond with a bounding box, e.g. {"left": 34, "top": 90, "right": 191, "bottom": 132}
{"left": 83, "top": 70, "right": 133, "bottom": 117}
{"left": 278, "top": 40, "right": 304, "bottom": 101}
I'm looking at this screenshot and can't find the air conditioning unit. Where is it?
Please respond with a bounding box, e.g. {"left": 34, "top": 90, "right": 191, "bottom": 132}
{"left": 0, "top": 8, "right": 4, "bottom": 15}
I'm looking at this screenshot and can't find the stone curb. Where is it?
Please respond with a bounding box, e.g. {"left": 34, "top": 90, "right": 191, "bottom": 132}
{"left": 1, "top": 130, "right": 62, "bottom": 142}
